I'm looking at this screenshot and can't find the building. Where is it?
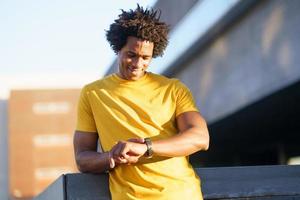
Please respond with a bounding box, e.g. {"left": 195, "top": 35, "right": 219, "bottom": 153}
{"left": 106, "top": 0, "right": 300, "bottom": 166}
{"left": 8, "top": 89, "right": 80, "bottom": 199}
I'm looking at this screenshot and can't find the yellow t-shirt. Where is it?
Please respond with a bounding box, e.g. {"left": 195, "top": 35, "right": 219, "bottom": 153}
{"left": 76, "top": 72, "right": 203, "bottom": 200}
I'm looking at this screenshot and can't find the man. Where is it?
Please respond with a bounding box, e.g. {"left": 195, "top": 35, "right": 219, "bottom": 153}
{"left": 74, "top": 5, "right": 209, "bottom": 200}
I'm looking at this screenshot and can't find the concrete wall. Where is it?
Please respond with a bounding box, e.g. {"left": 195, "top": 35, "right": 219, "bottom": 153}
{"left": 0, "top": 100, "right": 8, "bottom": 200}
{"left": 174, "top": 0, "right": 300, "bottom": 122}
{"left": 35, "top": 165, "right": 300, "bottom": 200}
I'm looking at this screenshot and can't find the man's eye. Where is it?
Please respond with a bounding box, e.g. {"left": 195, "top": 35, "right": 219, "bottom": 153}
{"left": 127, "top": 53, "right": 135, "bottom": 58}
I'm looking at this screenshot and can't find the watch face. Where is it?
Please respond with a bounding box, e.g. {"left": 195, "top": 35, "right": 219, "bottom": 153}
{"left": 144, "top": 138, "right": 153, "bottom": 158}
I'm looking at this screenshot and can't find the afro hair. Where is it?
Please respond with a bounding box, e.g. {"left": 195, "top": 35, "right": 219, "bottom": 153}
{"left": 106, "top": 4, "right": 169, "bottom": 58}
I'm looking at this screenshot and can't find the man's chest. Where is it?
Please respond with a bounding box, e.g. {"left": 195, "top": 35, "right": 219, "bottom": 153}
{"left": 89, "top": 86, "right": 176, "bottom": 124}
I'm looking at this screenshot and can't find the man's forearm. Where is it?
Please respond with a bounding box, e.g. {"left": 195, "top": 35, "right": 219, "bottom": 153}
{"left": 152, "top": 126, "right": 209, "bottom": 157}
{"left": 76, "top": 151, "right": 110, "bottom": 173}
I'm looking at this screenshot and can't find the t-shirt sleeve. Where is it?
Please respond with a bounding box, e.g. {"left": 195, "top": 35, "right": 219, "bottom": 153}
{"left": 76, "top": 86, "right": 97, "bottom": 132}
{"left": 175, "top": 80, "right": 199, "bottom": 117}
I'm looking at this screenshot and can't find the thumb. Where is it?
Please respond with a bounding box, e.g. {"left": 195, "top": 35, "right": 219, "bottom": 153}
{"left": 108, "top": 151, "right": 115, "bottom": 169}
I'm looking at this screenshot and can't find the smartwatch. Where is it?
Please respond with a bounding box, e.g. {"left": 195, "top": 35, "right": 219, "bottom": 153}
{"left": 144, "top": 138, "right": 153, "bottom": 158}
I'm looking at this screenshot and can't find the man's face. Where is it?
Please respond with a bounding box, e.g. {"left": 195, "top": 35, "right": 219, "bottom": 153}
{"left": 118, "top": 36, "right": 154, "bottom": 81}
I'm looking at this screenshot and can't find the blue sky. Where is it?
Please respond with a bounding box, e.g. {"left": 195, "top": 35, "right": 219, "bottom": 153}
{"left": 0, "top": 0, "right": 156, "bottom": 98}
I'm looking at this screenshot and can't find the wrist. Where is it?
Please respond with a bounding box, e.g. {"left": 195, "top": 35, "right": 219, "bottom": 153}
{"left": 143, "top": 138, "right": 153, "bottom": 158}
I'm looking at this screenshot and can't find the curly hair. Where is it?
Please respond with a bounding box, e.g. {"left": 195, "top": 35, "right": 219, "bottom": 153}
{"left": 106, "top": 4, "right": 169, "bottom": 58}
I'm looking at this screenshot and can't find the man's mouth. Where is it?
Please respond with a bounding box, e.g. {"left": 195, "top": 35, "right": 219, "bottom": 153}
{"left": 129, "top": 67, "right": 142, "bottom": 73}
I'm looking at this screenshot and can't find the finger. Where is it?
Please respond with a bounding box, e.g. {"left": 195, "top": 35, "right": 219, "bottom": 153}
{"left": 110, "top": 143, "right": 118, "bottom": 155}
{"left": 108, "top": 151, "right": 115, "bottom": 168}
{"left": 128, "top": 138, "right": 144, "bottom": 144}
{"left": 114, "top": 141, "right": 130, "bottom": 160}
{"left": 114, "top": 143, "right": 129, "bottom": 164}
{"left": 110, "top": 143, "right": 125, "bottom": 165}
{"left": 120, "top": 143, "right": 131, "bottom": 160}
{"left": 109, "top": 158, "right": 116, "bottom": 169}
{"left": 110, "top": 158, "right": 115, "bottom": 168}
{"left": 108, "top": 146, "right": 117, "bottom": 168}
{"left": 126, "top": 156, "right": 139, "bottom": 164}
{"left": 112, "top": 142, "right": 123, "bottom": 159}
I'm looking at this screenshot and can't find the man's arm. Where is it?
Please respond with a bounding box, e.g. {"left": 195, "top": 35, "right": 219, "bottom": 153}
{"left": 151, "top": 111, "right": 209, "bottom": 157}
{"left": 73, "top": 130, "right": 112, "bottom": 173}
{"left": 113, "top": 111, "right": 209, "bottom": 160}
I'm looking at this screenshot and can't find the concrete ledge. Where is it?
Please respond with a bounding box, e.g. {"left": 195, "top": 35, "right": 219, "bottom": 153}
{"left": 198, "top": 165, "right": 300, "bottom": 199}
{"left": 34, "top": 165, "right": 300, "bottom": 200}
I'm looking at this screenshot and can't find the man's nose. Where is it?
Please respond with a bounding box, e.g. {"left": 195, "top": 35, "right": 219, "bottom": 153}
{"left": 132, "top": 57, "right": 143, "bottom": 68}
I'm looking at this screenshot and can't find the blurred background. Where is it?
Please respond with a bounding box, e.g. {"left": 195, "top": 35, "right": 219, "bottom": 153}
{"left": 1, "top": 0, "right": 300, "bottom": 199}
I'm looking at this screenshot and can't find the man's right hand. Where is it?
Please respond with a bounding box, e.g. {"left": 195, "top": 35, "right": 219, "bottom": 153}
{"left": 109, "top": 138, "right": 146, "bottom": 166}
{"left": 74, "top": 130, "right": 147, "bottom": 172}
